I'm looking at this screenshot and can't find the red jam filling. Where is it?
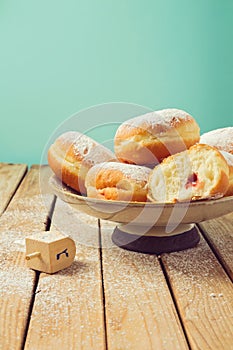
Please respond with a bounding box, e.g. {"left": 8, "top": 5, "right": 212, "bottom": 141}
{"left": 185, "top": 172, "right": 198, "bottom": 189}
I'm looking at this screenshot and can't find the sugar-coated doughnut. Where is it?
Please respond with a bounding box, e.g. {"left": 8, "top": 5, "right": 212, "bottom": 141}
{"left": 114, "top": 108, "right": 200, "bottom": 166}
{"left": 148, "top": 144, "right": 229, "bottom": 203}
{"left": 200, "top": 127, "right": 233, "bottom": 155}
{"left": 48, "top": 131, "right": 116, "bottom": 194}
{"left": 85, "top": 162, "right": 151, "bottom": 202}
{"left": 220, "top": 151, "right": 233, "bottom": 196}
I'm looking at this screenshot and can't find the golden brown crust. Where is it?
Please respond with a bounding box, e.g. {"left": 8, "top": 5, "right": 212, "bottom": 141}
{"left": 85, "top": 162, "right": 151, "bottom": 202}
{"left": 48, "top": 132, "right": 116, "bottom": 194}
{"left": 114, "top": 109, "right": 200, "bottom": 165}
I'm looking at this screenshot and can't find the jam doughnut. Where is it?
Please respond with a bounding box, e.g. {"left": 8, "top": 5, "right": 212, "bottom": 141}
{"left": 148, "top": 144, "right": 229, "bottom": 203}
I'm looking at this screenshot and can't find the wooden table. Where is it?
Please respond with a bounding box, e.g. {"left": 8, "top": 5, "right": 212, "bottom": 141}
{"left": 0, "top": 163, "right": 233, "bottom": 350}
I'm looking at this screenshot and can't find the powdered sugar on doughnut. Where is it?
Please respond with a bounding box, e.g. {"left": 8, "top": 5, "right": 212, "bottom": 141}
{"left": 57, "top": 131, "right": 97, "bottom": 157}
{"left": 200, "top": 127, "right": 233, "bottom": 154}
{"left": 121, "top": 109, "right": 192, "bottom": 133}
{"left": 93, "top": 162, "right": 151, "bottom": 183}
{"left": 83, "top": 146, "right": 116, "bottom": 167}
{"left": 72, "top": 136, "right": 96, "bottom": 157}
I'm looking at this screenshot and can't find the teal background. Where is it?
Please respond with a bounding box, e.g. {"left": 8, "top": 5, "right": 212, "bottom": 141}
{"left": 1, "top": 0, "right": 233, "bottom": 165}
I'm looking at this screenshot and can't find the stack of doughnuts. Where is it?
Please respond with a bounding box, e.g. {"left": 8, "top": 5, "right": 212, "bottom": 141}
{"left": 48, "top": 110, "right": 233, "bottom": 202}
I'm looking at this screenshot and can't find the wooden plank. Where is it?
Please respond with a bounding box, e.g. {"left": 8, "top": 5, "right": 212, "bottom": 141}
{"left": 100, "top": 221, "right": 189, "bottom": 350}
{"left": 198, "top": 212, "right": 233, "bottom": 280}
{"left": 0, "top": 163, "right": 27, "bottom": 215}
{"left": 0, "top": 165, "right": 54, "bottom": 350}
{"left": 24, "top": 198, "right": 106, "bottom": 350}
{"left": 161, "top": 232, "right": 233, "bottom": 350}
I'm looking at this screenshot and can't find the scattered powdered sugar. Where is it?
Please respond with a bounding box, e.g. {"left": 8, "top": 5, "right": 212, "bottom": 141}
{"left": 57, "top": 131, "right": 96, "bottom": 158}
{"left": 82, "top": 144, "right": 116, "bottom": 167}
{"left": 99, "top": 240, "right": 187, "bottom": 348}
{"left": 88, "top": 162, "right": 151, "bottom": 183}
{"left": 0, "top": 192, "right": 53, "bottom": 298}
{"left": 0, "top": 196, "right": 51, "bottom": 233}
{"left": 119, "top": 108, "right": 191, "bottom": 133}
{"left": 58, "top": 131, "right": 83, "bottom": 144}
{"left": 200, "top": 127, "right": 233, "bottom": 153}
{"left": 72, "top": 136, "right": 96, "bottom": 158}
{"left": 162, "top": 236, "right": 232, "bottom": 312}
{"left": 57, "top": 131, "right": 116, "bottom": 164}
{"left": 0, "top": 231, "right": 26, "bottom": 252}
{"left": 0, "top": 234, "right": 34, "bottom": 297}
{"left": 0, "top": 265, "right": 34, "bottom": 297}
{"left": 26, "top": 247, "right": 104, "bottom": 347}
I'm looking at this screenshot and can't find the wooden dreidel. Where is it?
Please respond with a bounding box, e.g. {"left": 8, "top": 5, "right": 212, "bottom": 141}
{"left": 25, "top": 231, "right": 76, "bottom": 274}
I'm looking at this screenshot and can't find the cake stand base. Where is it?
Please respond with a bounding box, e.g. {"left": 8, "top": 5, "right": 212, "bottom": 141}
{"left": 112, "top": 224, "right": 200, "bottom": 255}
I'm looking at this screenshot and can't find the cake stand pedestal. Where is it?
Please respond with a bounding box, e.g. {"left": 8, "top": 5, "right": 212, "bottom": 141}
{"left": 112, "top": 223, "right": 200, "bottom": 254}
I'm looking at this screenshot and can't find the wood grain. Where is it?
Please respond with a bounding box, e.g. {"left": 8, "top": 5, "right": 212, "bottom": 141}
{"left": 100, "top": 221, "right": 189, "bottom": 350}
{"left": 24, "top": 198, "right": 106, "bottom": 350}
{"left": 1, "top": 162, "right": 233, "bottom": 350}
{"left": 0, "top": 163, "right": 27, "bottom": 215}
{"left": 198, "top": 212, "right": 233, "bottom": 280}
{"left": 0, "top": 165, "right": 54, "bottom": 350}
{"left": 161, "top": 231, "right": 233, "bottom": 350}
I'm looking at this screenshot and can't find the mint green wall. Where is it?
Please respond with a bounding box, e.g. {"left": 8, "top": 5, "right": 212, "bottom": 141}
{"left": 1, "top": 0, "right": 233, "bottom": 165}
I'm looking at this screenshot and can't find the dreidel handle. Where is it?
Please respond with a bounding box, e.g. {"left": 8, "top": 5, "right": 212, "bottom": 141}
{"left": 25, "top": 251, "right": 41, "bottom": 260}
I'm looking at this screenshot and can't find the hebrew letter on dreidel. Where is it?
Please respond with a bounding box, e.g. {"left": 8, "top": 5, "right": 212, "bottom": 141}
{"left": 56, "top": 248, "right": 69, "bottom": 260}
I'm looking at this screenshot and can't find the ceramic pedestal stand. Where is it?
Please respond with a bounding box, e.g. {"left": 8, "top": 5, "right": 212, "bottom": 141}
{"left": 112, "top": 223, "right": 200, "bottom": 255}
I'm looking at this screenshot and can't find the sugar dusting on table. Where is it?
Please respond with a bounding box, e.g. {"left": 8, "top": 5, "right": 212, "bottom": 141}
{"left": 161, "top": 236, "right": 232, "bottom": 321}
